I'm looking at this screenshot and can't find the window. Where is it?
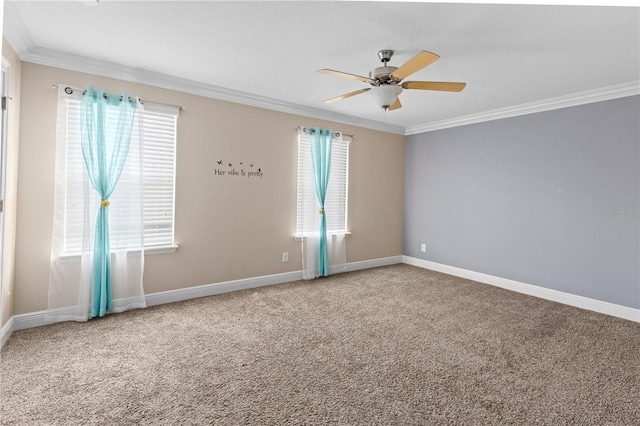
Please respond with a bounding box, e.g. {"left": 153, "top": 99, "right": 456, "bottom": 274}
{"left": 62, "top": 97, "right": 178, "bottom": 254}
{"left": 296, "top": 128, "right": 350, "bottom": 236}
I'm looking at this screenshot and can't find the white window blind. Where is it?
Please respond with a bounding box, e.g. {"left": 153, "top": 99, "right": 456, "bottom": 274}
{"left": 140, "top": 106, "right": 177, "bottom": 248}
{"left": 296, "top": 129, "right": 350, "bottom": 236}
{"left": 62, "top": 98, "right": 178, "bottom": 254}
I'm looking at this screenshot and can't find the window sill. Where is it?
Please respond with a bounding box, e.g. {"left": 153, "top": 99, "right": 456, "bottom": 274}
{"left": 294, "top": 232, "right": 351, "bottom": 242}
{"left": 59, "top": 244, "right": 179, "bottom": 260}
{"left": 146, "top": 245, "right": 179, "bottom": 255}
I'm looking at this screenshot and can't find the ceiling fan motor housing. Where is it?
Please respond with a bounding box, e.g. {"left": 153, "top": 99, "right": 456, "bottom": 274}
{"left": 370, "top": 49, "right": 400, "bottom": 85}
{"left": 369, "top": 66, "right": 399, "bottom": 85}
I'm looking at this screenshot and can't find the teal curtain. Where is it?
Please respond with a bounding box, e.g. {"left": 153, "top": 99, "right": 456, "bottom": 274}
{"left": 80, "top": 86, "right": 137, "bottom": 318}
{"left": 310, "top": 127, "right": 333, "bottom": 277}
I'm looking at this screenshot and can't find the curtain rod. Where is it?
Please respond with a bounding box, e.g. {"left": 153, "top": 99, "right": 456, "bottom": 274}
{"left": 294, "top": 126, "right": 354, "bottom": 139}
{"left": 51, "top": 84, "right": 185, "bottom": 112}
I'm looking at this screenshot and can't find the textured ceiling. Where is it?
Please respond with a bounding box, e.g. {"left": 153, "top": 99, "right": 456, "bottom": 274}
{"left": 4, "top": 1, "right": 640, "bottom": 133}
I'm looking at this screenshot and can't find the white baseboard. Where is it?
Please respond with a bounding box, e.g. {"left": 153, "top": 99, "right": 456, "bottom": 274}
{"left": 5, "top": 254, "right": 634, "bottom": 345}
{"left": 1, "top": 256, "right": 403, "bottom": 346}
{"left": 144, "top": 270, "right": 305, "bottom": 307}
{"left": 347, "top": 255, "right": 403, "bottom": 272}
{"left": 403, "top": 256, "right": 640, "bottom": 323}
{"left": 1, "top": 316, "right": 14, "bottom": 347}
{"left": 145, "top": 255, "right": 403, "bottom": 307}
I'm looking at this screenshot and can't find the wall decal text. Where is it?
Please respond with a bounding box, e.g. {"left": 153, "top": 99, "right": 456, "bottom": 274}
{"left": 215, "top": 160, "right": 264, "bottom": 179}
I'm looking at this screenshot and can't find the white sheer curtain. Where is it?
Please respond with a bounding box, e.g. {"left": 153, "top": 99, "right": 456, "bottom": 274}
{"left": 302, "top": 233, "right": 347, "bottom": 279}
{"left": 298, "top": 128, "right": 348, "bottom": 279}
{"left": 46, "top": 85, "right": 146, "bottom": 323}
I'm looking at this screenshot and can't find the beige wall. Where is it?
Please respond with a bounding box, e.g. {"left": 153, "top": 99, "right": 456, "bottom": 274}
{"left": 14, "top": 62, "right": 404, "bottom": 315}
{"left": 1, "top": 39, "right": 21, "bottom": 327}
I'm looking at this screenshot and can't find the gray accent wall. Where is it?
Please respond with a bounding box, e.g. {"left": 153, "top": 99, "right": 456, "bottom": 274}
{"left": 405, "top": 96, "right": 639, "bottom": 309}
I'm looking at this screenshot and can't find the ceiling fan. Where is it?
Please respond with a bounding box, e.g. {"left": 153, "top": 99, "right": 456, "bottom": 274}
{"left": 318, "top": 50, "right": 466, "bottom": 111}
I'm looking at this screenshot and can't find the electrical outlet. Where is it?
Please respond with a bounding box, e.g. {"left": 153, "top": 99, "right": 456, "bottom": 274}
{"left": 282, "top": 252, "right": 289, "bottom": 263}
{"left": 421, "top": 243, "right": 426, "bottom": 252}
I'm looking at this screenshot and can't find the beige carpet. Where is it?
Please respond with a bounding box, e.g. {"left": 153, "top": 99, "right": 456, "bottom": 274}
{"left": 1, "top": 264, "right": 639, "bottom": 425}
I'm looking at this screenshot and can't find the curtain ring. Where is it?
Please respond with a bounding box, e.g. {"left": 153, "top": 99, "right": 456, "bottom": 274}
{"left": 64, "top": 87, "right": 73, "bottom": 95}
{"left": 101, "top": 199, "right": 110, "bottom": 208}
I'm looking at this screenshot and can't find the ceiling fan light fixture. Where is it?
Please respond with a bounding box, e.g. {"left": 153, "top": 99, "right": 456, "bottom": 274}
{"left": 319, "top": 49, "right": 464, "bottom": 112}
{"left": 368, "top": 85, "right": 403, "bottom": 110}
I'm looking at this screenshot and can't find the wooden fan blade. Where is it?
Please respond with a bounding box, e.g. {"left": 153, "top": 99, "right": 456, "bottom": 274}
{"left": 402, "top": 81, "right": 467, "bottom": 92}
{"left": 322, "top": 88, "right": 371, "bottom": 104}
{"left": 390, "top": 51, "right": 440, "bottom": 81}
{"left": 388, "top": 97, "right": 402, "bottom": 111}
{"left": 318, "top": 69, "right": 373, "bottom": 83}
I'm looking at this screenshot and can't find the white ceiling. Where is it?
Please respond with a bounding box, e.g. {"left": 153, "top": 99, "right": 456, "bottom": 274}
{"left": 4, "top": 1, "right": 640, "bottom": 134}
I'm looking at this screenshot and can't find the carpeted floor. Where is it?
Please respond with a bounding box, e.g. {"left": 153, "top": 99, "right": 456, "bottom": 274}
{"left": 1, "top": 264, "right": 639, "bottom": 425}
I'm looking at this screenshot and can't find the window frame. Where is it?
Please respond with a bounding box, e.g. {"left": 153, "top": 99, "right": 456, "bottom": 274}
{"left": 295, "top": 128, "right": 351, "bottom": 239}
{"left": 60, "top": 95, "right": 179, "bottom": 256}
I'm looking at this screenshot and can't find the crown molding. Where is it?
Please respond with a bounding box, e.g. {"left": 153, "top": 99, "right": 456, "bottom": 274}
{"left": 405, "top": 81, "right": 640, "bottom": 135}
{"left": 2, "top": 4, "right": 406, "bottom": 134}
{"left": 2, "top": 1, "right": 35, "bottom": 58}
{"left": 16, "top": 45, "right": 405, "bottom": 135}
{"left": 22, "top": 45, "right": 640, "bottom": 138}
{"left": 4, "top": 4, "right": 637, "bottom": 138}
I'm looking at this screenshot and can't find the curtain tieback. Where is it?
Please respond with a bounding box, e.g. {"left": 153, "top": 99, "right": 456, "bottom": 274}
{"left": 319, "top": 208, "right": 324, "bottom": 215}
{"left": 101, "top": 199, "right": 110, "bottom": 208}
